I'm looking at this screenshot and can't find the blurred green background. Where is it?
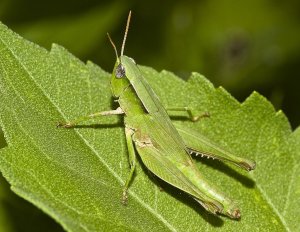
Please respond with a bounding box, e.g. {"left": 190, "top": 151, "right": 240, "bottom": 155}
{"left": 0, "top": 0, "right": 299, "bottom": 231}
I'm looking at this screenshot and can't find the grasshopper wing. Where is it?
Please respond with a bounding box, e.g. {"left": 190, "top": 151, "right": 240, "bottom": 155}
{"left": 126, "top": 114, "right": 240, "bottom": 218}
{"left": 174, "top": 122, "right": 256, "bottom": 171}
{"left": 134, "top": 142, "right": 226, "bottom": 214}
{"left": 121, "top": 56, "right": 168, "bottom": 115}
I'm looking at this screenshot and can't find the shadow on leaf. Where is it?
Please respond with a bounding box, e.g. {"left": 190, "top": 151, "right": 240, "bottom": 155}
{"left": 69, "top": 122, "right": 123, "bottom": 129}
{"left": 137, "top": 155, "right": 225, "bottom": 227}
{"left": 196, "top": 157, "right": 255, "bottom": 189}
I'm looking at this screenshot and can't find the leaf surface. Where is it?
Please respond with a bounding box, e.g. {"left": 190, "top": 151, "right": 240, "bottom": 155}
{"left": 0, "top": 22, "right": 299, "bottom": 231}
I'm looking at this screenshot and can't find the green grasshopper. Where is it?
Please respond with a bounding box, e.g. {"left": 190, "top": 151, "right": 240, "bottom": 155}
{"left": 58, "top": 11, "right": 255, "bottom": 219}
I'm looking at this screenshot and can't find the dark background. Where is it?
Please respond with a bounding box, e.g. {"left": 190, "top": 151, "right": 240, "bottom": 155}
{"left": 0, "top": 0, "right": 299, "bottom": 231}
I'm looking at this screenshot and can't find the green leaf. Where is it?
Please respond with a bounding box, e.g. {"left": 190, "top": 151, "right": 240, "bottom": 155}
{"left": 161, "top": 0, "right": 300, "bottom": 91}
{"left": 0, "top": 22, "right": 299, "bottom": 231}
{"left": 0, "top": 129, "right": 6, "bottom": 149}
{"left": 15, "top": 3, "right": 125, "bottom": 58}
{"left": 0, "top": 174, "right": 64, "bottom": 232}
{"left": 0, "top": 176, "right": 13, "bottom": 232}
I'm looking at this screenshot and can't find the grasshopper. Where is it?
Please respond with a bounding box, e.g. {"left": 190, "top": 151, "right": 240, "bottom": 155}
{"left": 58, "top": 11, "right": 255, "bottom": 219}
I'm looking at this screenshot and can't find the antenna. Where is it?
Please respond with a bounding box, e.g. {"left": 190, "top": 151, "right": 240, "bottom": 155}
{"left": 121, "top": 10, "right": 132, "bottom": 56}
{"left": 107, "top": 33, "right": 119, "bottom": 62}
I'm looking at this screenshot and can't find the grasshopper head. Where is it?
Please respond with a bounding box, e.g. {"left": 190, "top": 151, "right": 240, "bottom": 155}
{"left": 107, "top": 11, "right": 133, "bottom": 97}
{"left": 110, "top": 57, "right": 131, "bottom": 97}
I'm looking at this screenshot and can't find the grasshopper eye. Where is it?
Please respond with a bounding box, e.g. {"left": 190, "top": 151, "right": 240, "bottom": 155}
{"left": 116, "top": 64, "right": 126, "bottom": 78}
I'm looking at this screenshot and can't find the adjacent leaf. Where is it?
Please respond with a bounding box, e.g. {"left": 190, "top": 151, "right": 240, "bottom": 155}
{"left": 0, "top": 173, "right": 65, "bottom": 232}
{"left": 15, "top": 3, "right": 125, "bottom": 58}
{"left": 0, "top": 131, "right": 11, "bottom": 232}
{"left": 0, "top": 129, "right": 6, "bottom": 149}
{"left": 0, "top": 176, "right": 13, "bottom": 232}
{"left": 162, "top": 0, "right": 300, "bottom": 91}
{"left": 0, "top": 22, "right": 299, "bottom": 231}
